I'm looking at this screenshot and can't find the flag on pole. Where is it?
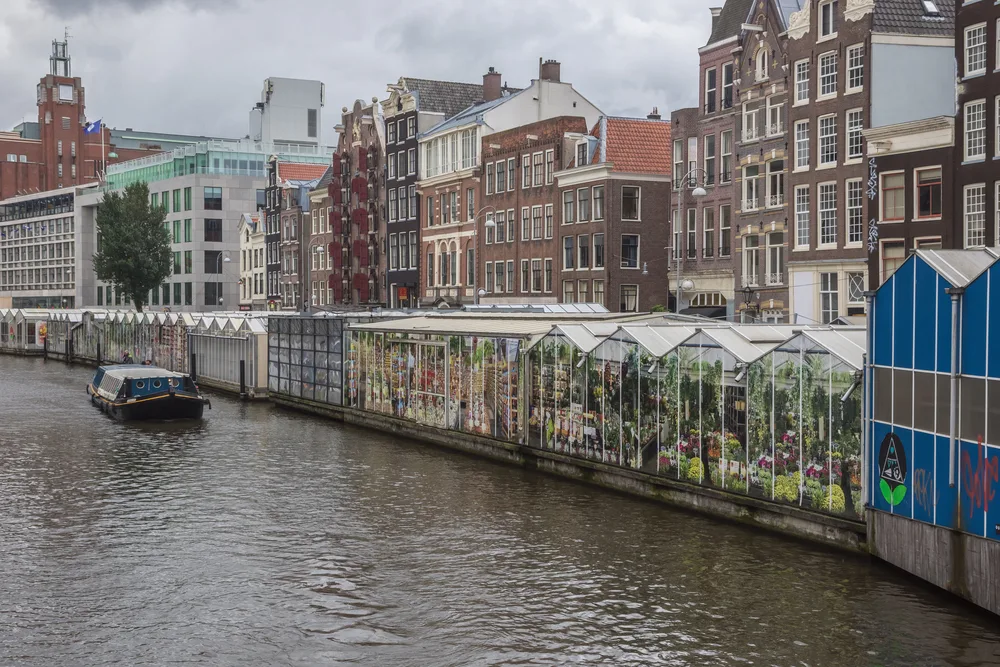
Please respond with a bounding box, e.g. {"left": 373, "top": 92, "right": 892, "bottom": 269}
{"left": 84, "top": 119, "right": 102, "bottom": 134}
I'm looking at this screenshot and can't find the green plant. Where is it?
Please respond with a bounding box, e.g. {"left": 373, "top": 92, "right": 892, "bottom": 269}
{"left": 678, "top": 456, "right": 690, "bottom": 480}
{"left": 725, "top": 474, "right": 747, "bottom": 494}
{"left": 756, "top": 470, "right": 773, "bottom": 495}
{"left": 825, "top": 485, "right": 847, "bottom": 513}
{"left": 687, "top": 457, "right": 704, "bottom": 482}
{"left": 774, "top": 473, "right": 800, "bottom": 502}
{"left": 651, "top": 304, "right": 666, "bottom": 312}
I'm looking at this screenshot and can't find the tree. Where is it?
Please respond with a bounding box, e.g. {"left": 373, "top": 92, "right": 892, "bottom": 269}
{"left": 92, "top": 182, "right": 172, "bottom": 312}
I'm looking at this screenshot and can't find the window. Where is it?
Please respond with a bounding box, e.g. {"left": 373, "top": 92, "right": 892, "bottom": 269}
{"left": 508, "top": 159, "right": 515, "bottom": 191}
{"left": 205, "top": 219, "right": 222, "bottom": 243}
{"left": 205, "top": 250, "right": 223, "bottom": 274}
{"left": 965, "top": 184, "right": 986, "bottom": 247}
{"left": 521, "top": 260, "right": 529, "bottom": 292}
{"left": 716, "top": 63, "right": 732, "bottom": 110}
{"left": 703, "top": 208, "right": 715, "bottom": 258}
{"left": 743, "top": 235, "right": 759, "bottom": 286}
{"left": 522, "top": 154, "right": 531, "bottom": 188}
{"left": 426, "top": 196, "right": 434, "bottom": 226}
{"left": 755, "top": 47, "right": 769, "bottom": 81}
{"left": 517, "top": 207, "right": 528, "bottom": 240}
{"left": 563, "top": 236, "right": 575, "bottom": 269}
{"left": 388, "top": 153, "right": 397, "bottom": 179}
{"left": 173, "top": 251, "right": 182, "bottom": 275}
{"left": 183, "top": 187, "right": 192, "bottom": 211}
{"left": 965, "top": 23, "right": 987, "bottom": 77}
{"left": 408, "top": 148, "right": 416, "bottom": 175}
{"left": 484, "top": 214, "right": 494, "bottom": 244}
{"left": 172, "top": 220, "right": 181, "bottom": 244}
{"left": 705, "top": 68, "right": 717, "bottom": 113}
{"left": 185, "top": 282, "right": 193, "bottom": 306}
{"left": 400, "top": 232, "right": 409, "bottom": 270}
{"left": 306, "top": 108, "right": 318, "bottom": 138}
{"left": 544, "top": 259, "right": 553, "bottom": 292}
{"left": 819, "top": 183, "right": 838, "bottom": 246}
{"left": 766, "top": 96, "right": 783, "bottom": 136}
{"left": 687, "top": 208, "right": 697, "bottom": 258}
{"left": 674, "top": 139, "right": 684, "bottom": 186}
{"left": 563, "top": 280, "right": 575, "bottom": 304}
{"left": 965, "top": 100, "right": 986, "bottom": 161}
{"left": 847, "top": 272, "right": 865, "bottom": 304}
{"left": 389, "top": 189, "right": 398, "bottom": 221}
{"left": 767, "top": 160, "right": 784, "bottom": 207}
{"left": 846, "top": 110, "right": 864, "bottom": 160}
{"left": 794, "top": 59, "right": 809, "bottom": 104}
{"left": 531, "top": 206, "right": 542, "bottom": 239}
{"left": 495, "top": 210, "right": 506, "bottom": 243}
{"left": 389, "top": 234, "right": 398, "bottom": 270}
{"left": 766, "top": 232, "right": 783, "bottom": 285}
{"left": 578, "top": 188, "right": 591, "bottom": 222}
{"left": 409, "top": 185, "right": 417, "bottom": 220}
{"left": 622, "top": 186, "right": 640, "bottom": 221}
{"left": 494, "top": 261, "right": 504, "bottom": 293}
{"left": 743, "top": 165, "right": 760, "bottom": 210}
{"left": 621, "top": 234, "right": 639, "bottom": 268}
{"left": 704, "top": 135, "right": 716, "bottom": 186}
{"left": 532, "top": 152, "right": 544, "bottom": 186}
{"left": 496, "top": 160, "right": 506, "bottom": 192}
{"left": 577, "top": 143, "right": 588, "bottom": 168}
{"left": 544, "top": 204, "right": 554, "bottom": 238}
{"left": 563, "top": 190, "right": 575, "bottom": 224}
{"left": 743, "top": 104, "right": 759, "bottom": 142}
{"left": 578, "top": 280, "right": 589, "bottom": 303}
{"left": 819, "top": 0, "right": 838, "bottom": 38}
{"left": 184, "top": 250, "right": 192, "bottom": 274}
{"left": 464, "top": 247, "right": 473, "bottom": 286}
{"left": 486, "top": 162, "right": 495, "bottom": 194}
{"left": 819, "top": 115, "right": 837, "bottom": 165}
{"left": 427, "top": 251, "right": 434, "bottom": 287}
{"left": 387, "top": 121, "right": 396, "bottom": 144}
{"left": 794, "top": 120, "right": 809, "bottom": 169}
{"left": 620, "top": 285, "right": 638, "bottom": 312}
{"left": 819, "top": 52, "right": 837, "bottom": 97}
{"left": 594, "top": 233, "right": 605, "bottom": 268}
{"left": 183, "top": 219, "right": 192, "bottom": 243}
{"left": 545, "top": 149, "right": 554, "bottom": 184}
{"left": 721, "top": 131, "right": 732, "bottom": 183}
{"left": 204, "top": 187, "right": 222, "bottom": 210}
{"left": 847, "top": 179, "right": 863, "bottom": 244}
{"left": 579, "top": 234, "right": 590, "bottom": 268}
{"left": 820, "top": 272, "right": 839, "bottom": 324}
{"left": 720, "top": 205, "right": 731, "bottom": 257}
{"left": 590, "top": 279, "right": 604, "bottom": 306}
{"left": 881, "top": 173, "right": 905, "bottom": 222}
{"left": 847, "top": 44, "right": 864, "bottom": 91}
{"left": 532, "top": 259, "right": 543, "bottom": 292}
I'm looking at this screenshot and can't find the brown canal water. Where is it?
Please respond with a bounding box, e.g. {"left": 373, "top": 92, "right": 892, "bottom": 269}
{"left": 1, "top": 356, "right": 998, "bottom": 666}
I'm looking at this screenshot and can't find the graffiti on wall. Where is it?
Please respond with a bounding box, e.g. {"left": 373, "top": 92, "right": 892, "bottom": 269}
{"left": 913, "top": 468, "right": 936, "bottom": 517}
{"left": 962, "top": 436, "right": 999, "bottom": 519}
{"left": 878, "top": 432, "right": 907, "bottom": 506}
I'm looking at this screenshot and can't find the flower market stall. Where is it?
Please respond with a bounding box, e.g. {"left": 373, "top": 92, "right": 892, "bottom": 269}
{"left": 748, "top": 327, "right": 865, "bottom": 518}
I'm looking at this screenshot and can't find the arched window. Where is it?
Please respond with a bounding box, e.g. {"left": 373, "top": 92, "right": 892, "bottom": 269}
{"left": 755, "top": 45, "right": 769, "bottom": 81}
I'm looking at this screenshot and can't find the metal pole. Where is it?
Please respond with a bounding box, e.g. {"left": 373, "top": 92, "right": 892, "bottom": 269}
{"left": 675, "top": 181, "right": 683, "bottom": 314}
{"left": 239, "top": 359, "right": 246, "bottom": 399}
{"left": 191, "top": 352, "right": 197, "bottom": 382}
{"left": 97, "top": 340, "right": 102, "bottom": 365}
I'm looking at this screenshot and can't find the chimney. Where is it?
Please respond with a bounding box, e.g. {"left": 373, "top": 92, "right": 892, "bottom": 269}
{"left": 647, "top": 107, "right": 661, "bottom": 120}
{"left": 710, "top": 7, "right": 722, "bottom": 33}
{"left": 539, "top": 58, "right": 561, "bottom": 82}
{"left": 483, "top": 66, "right": 502, "bottom": 102}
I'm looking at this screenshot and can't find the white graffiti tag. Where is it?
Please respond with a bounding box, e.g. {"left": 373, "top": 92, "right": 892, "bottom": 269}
{"left": 868, "top": 218, "right": 879, "bottom": 254}
{"left": 867, "top": 157, "right": 878, "bottom": 200}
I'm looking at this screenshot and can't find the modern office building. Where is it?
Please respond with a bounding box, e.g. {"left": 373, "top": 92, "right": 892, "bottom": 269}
{"left": 250, "top": 78, "right": 325, "bottom": 146}
{"left": 75, "top": 139, "right": 333, "bottom": 312}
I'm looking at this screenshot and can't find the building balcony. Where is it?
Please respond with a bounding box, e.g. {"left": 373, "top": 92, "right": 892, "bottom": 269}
{"left": 742, "top": 127, "right": 760, "bottom": 142}
{"left": 741, "top": 274, "right": 759, "bottom": 288}
{"left": 767, "top": 194, "right": 784, "bottom": 208}
{"left": 742, "top": 198, "right": 759, "bottom": 212}
{"left": 765, "top": 272, "right": 783, "bottom": 286}
{"left": 766, "top": 122, "right": 784, "bottom": 137}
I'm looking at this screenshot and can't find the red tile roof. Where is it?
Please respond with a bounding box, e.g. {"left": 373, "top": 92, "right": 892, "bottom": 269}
{"left": 591, "top": 117, "right": 672, "bottom": 176}
{"left": 276, "top": 162, "right": 330, "bottom": 183}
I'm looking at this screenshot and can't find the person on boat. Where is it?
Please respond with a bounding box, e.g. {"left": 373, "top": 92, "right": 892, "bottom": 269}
{"left": 121, "top": 351, "right": 134, "bottom": 364}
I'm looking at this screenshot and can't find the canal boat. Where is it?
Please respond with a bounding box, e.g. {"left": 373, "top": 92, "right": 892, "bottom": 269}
{"left": 86, "top": 365, "right": 211, "bottom": 421}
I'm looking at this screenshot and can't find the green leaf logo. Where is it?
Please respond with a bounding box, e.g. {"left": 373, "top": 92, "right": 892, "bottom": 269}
{"left": 880, "top": 478, "right": 893, "bottom": 504}
{"left": 891, "top": 484, "right": 907, "bottom": 506}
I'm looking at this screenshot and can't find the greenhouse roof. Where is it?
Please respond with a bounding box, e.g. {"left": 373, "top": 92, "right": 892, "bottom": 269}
{"left": 606, "top": 324, "right": 701, "bottom": 358}
{"left": 541, "top": 322, "right": 620, "bottom": 353}
{"left": 348, "top": 315, "right": 560, "bottom": 338}
{"left": 799, "top": 328, "right": 866, "bottom": 370}
{"left": 684, "top": 327, "right": 779, "bottom": 364}
{"left": 915, "top": 248, "right": 1000, "bottom": 288}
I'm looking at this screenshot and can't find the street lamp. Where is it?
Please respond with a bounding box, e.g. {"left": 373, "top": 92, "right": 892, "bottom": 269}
{"left": 217, "top": 251, "right": 231, "bottom": 308}
{"left": 472, "top": 206, "right": 497, "bottom": 305}
{"left": 740, "top": 283, "right": 760, "bottom": 322}
{"left": 674, "top": 167, "right": 709, "bottom": 314}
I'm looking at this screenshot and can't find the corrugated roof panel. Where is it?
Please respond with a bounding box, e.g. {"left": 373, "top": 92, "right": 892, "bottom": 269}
{"left": 915, "top": 248, "right": 999, "bottom": 288}
{"left": 801, "top": 328, "right": 867, "bottom": 370}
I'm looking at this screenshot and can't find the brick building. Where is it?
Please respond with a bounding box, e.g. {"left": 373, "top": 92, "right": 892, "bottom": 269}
{"left": 478, "top": 116, "right": 588, "bottom": 304}
{"left": 381, "top": 77, "right": 483, "bottom": 308}
{"left": 306, "top": 168, "right": 333, "bottom": 308}
{"left": 554, "top": 114, "right": 672, "bottom": 312}
{"left": 420, "top": 59, "right": 602, "bottom": 307}
{"left": 328, "top": 99, "right": 386, "bottom": 306}
{"left": 733, "top": 0, "right": 791, "bottom": 323}
{"left": 669, "top": 1, "right": 748, "bottom": 319}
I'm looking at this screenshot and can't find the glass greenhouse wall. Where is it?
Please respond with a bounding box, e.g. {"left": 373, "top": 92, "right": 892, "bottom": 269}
{"left": 346, "top": 329, "right": 522, "bottom": 441}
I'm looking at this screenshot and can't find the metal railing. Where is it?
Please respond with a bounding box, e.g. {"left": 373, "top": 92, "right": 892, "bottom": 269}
{"left": 742, "top": 198, "right": 759, "bottom": 211}
{"left": 765, "top": 272, "right": 783, "bottom": 286}
{"left": 188, "top": 332, "right": 264, "bottom": 395}
{"left": 742, "top": 126, "right": 759, "bottom": 142}
{"left": 768, "top": 194, "right": 785, "bottom": 207}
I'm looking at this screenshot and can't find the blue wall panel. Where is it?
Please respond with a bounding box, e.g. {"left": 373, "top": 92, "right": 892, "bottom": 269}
{"left": 873, "top": 276, "right": 894, "bottom": 368}
{"left": 936, "top": 274, "right": 952, "bottom": 374}
{"left": 893, "top": 260, "right": 915, "bottom": 370}
{"left": 962, "top": 278, "right": 987, "bottom": 378}
{"left": 959, "top": 439, "right": 988, "bottom": 537}
{"left": 914, "top": 260, "right": 938, "bottom": 372}
{"left": 911, "top": 430, "right": 935, "bottom": 525}
{"left": 986, "top": 444, "right": 1000, "bottom": 541}
{"left": 988, "top": 267, "right": 1000, "bottom": 379}
{"left": 935, "top": 434, "right": 958, "bottom": 530}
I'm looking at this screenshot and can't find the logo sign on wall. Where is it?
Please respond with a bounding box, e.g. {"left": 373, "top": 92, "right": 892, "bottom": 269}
{"left": 878, "top": 432, "right": 907, "bottom": 506}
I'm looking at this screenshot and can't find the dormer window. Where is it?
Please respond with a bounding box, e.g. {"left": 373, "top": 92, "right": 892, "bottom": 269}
{"left": 576, "top": 142, "right": 588, "bottom": 167}
{"left": 819, "top": 0, "right": 838, "bottom": 38}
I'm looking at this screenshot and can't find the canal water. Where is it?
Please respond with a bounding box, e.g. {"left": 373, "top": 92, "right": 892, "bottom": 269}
{"left": 1, "top": 357, "right": 998, "bottom": 667}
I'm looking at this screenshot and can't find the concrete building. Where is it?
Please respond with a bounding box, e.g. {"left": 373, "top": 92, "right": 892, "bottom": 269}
{"left": 0, "top": 184, "right": 93, "bottom": 308}
{"left": 381, "top": 77, "right": 484, "bottom": 307}
{"left": 669, "top": 0, "right": 748, "bottom": 320}
{"left": 478, "top": 116, "right": 588, "bottom": 305}
{"left": 420, "top": 59, "right": 602, "bottom": 307}
{"left": 75, "top": 138, "right": 332, "bottom": 312}
{"left": 249, "top": 77, "right": 325, "bottom": 146}
{"left": 554, "top": 114, "right": 673, "bottom": 312}
{"left": 237, "top": 212, "right": 266, "bottom": 310}
{"left": 784, "top": 0, "right": 954, "bottom": 323}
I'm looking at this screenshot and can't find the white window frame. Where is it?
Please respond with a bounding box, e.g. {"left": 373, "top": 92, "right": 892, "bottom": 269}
{"left": 766, "top": 160, "right": 784, "bottom": 208}
{"left": 704, "top": 67, "right": 717, "bottom": 113}
{"left": 742, "top": 103, "right": 759, "bottom": 142}
{"left": 819, "top": 272, "right": 840, "bottom": 324}
{"left": 794, "top": 120, "right": 810, "bottom": 171}
{"left": 794, "top": 185, "right": 810, "bottom": 249}
{"left": 743, "top": 164, "right": 760, "bottom": 211}
{"left": 965, "top": 183, "right": 986, "bottom": 248}
{"left": 620, "top": 233, "right": 640, "bottom": 269}
{"left": 818, "top": 52, "right": 838, "bottom": 99}
{"left": 819, "top": 114, "right": 837, "bottom": 166}
{"left": 743, "top": 234, "right": 760, "bottom": 287}
{"left": 766, "top": 96, "right": 783, "bottom": 137}
{"left": 819, "top": 0, "right": 838, "bottom": 40}
{"left": 965, "top": 23, "right": 987, "bottom": 78}
{"left": 965, "top": 99, "right": 986, "bottom": 162}
{"left": 721, "top": 130, "right": 732, "bottom": 183}
{"left": 846, "top": 44, "right": 865, "bottom": 93}
{"left": 846, "top": 178, "right": 863, "bottom": 245}
{"left": 818, "top": 181, "right": 838, "bottom": 247}
{"left": 846, "top": 109, "right": 864, "bottom": 161}
{"left": 621, "top": 185, "right": 641, "bottom": 221}
{"left": 914, "top": 166, "right": 943, "bottom": 221}
{"left": 794, "top": 59, "right": 809, "bottom": 105}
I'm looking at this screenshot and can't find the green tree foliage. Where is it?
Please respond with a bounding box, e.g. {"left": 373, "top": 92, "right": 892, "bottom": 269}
{"left": 92, "top": 182, "right": 171, "bottom": 312}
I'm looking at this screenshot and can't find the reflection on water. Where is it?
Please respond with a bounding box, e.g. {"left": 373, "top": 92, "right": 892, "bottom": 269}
{"left": 1, "top": 357, "right": 997, "bottom": 667}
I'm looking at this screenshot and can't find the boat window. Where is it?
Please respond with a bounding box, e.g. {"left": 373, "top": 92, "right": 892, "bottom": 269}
{"left": 152, "top": 380, "right": 162, "bottom": 389}
{"left": 168, "top": 378, "right": 178, "bottom": 387}
{"left": 135, "top": 381, "right": 145, "bottom": 389}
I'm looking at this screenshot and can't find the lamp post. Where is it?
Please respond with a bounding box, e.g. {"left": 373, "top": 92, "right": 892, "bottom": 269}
{"left": 740, "top": 283, "right": 760, "bottom": 322}
{"left": 674, "top": 167, "right": 709, "bottom": 314}
{"left": 472, "top": 206, "right": 497, "bottom": 305}
{"left": 216, "top": 251, "right": 231, "bottom": 308}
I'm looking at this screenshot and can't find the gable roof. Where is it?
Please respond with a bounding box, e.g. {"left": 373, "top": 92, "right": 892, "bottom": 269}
{"left": 276, "top": 162, "right": 329, "bottom": 184}
{"left": 420, "top": 92, "right": 521, "bottom": 138}
{"left": 914, "top": 248, "right": 999, "bottom": 288}
{"left": 706, "top": 0, "right": 755, "bottom": 46}
{"left": 312, "top": 166, "right": 333, "bottom": 193}
{"left": 591, "top": 116, "right": 672, "bottom": 175}
{"left": 873, "top": 0, "right": 954, "bottom": 37}
{"left": 401, "top": 77, "right": 485, "bottom": 119}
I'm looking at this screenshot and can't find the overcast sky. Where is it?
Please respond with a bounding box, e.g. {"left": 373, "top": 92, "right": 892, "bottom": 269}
{"left": 0, "top": 0, "right": 712, "bottom": 144}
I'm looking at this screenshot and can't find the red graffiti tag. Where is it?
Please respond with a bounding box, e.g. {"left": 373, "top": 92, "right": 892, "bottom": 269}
{"left": 962, "top": 436, "right": 1000, "bottom": 520}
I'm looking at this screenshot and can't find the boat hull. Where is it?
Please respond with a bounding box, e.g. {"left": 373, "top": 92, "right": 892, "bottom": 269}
{"left": 88, "top": 385, "right": 207, "bottom": 421}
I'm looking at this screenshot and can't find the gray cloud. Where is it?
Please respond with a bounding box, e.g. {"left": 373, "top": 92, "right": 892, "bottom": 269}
{"left": 1, "top": 0, "right": 712, "bottom": 143}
